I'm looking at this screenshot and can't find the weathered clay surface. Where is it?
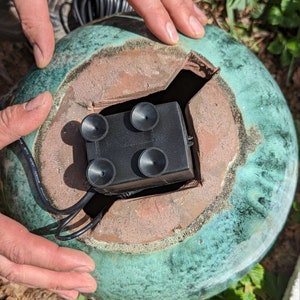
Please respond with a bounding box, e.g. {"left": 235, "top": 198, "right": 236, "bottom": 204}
{"left": 39, "top": 46, "right": 187, "bottom": 207}
{"left": 91, "top": 78, "right": 239, "bottom": 244}
{"left": 38, "top": 44, "right": 239, "bottom": 244}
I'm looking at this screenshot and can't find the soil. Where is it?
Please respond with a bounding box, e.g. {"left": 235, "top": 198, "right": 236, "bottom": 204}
{"left": 0, "top": 1, "right": 299, "bottom": 299}
{"left": 0, "top": 280, "right": 62, "bottom": 300}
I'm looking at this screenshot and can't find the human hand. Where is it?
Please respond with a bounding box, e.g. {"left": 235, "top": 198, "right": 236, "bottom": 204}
{"left": 0, "top": 92, "right": 97, "bottom": 300}
{"left": 13, "top": 0, "right": 207, "bottom": 69}
{"left": 128, "top": 0, "right": 208, "bottom": 44}
{"left": 12, "top": 0, "right": 55, "bottom": 68}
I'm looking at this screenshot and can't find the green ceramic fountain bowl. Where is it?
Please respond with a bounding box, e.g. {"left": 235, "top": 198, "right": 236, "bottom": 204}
{"left": 0, "top": 15, "right": 298, "bottom": 299}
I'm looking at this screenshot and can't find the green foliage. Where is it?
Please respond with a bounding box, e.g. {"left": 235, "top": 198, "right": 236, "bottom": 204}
{"left": 216, "top": 0, "right": 263, "bottom": 49}
{"left": 267, "top": 0, "right": 300, "bottom": 28}
{"left": 267, "top": 32, "right": 300, "bottom": 67}
{"left": 262, "top": 272, "right": 290, "bottom": 300}
{"left": 266, "top": 0, "right": 300, "bottom": 76}
{"left": 210, "top": 264, "right": 290, "bottom": 300}
{"left": 291, "top": 200, "right": 300, "bottom": 223}
{"left": 225, "top": 0, "right": 265, "bottom": 31}
{"left": 218, "top": 0, "right": 300, "bottom": 83}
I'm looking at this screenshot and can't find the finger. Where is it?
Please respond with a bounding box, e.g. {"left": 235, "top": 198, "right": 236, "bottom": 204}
{"left": 128, "top": 0, "right": 207, "bottom": 44}
{"left": 0, "top": 214, "right": 95, "bottom": 273}
{"left": 0, "top": 254, "right": 97, "bottom": 294}
{"left": 13, "top": 0, "right": 55, "bottom": 68}
{"left": 129, "top": 0, "right": 179, "bottom": 44}
{"left": 0, "top": 92, "right": 52, "bottom": 150}
{"left": 162, "top": 0, "right": 207, "bottom": 38}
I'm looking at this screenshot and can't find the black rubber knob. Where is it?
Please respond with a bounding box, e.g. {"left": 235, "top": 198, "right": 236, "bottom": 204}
{"left": 80, "top": 114, "right": 108, "bottom": 142}
{"left": 130, "top": 102, "right": 159, "bottom": 131}
{"left": 138, "top": 147, "right": 168, "bottom": 177}
{"left": 86, "top": 158, "right": 116, "bottom": 188}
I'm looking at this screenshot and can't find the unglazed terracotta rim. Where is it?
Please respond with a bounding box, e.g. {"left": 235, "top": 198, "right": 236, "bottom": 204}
{"left": 35, "top": 43, "right": 252, "bottom": 252}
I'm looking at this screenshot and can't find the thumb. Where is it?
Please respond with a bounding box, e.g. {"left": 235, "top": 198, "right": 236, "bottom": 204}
{"left": 13, "top": 0, "right": 55, "bottom": 68}
{"left": 0, "top": 92, "right": 52, "bottom": 150}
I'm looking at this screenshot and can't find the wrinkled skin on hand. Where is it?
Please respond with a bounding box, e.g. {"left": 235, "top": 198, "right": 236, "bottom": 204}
{"left": 128, "top": 0, "right": 207, "bottom": 44}
{"left": 0, "top": 92, "right": 97, "bottom": 300}
{"left": 13, "top": 0, "right": 207, "bottom": 68}
{"left": 0, "top": 1, "right": 207, "bottom": 298}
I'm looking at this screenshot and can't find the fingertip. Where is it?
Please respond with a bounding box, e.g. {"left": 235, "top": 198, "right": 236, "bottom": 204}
{"left": 71, "top": 261, "right": 95, "bottom": 273}
{"left": 77, "top": 274, "right": 97, "bottom": 294}
{"left": 189, "top": 15, "right": 205, "bottom": 38}
{"left": 55, "top": 290, "right": 79, "bottom": 300}
{"left": 40, "top": 91, "right": 53, "bottom": 107}
{"left": 154, "top": 0, "right": 207, "bottom": 41}
{"left": 33, "top": 44, "right": 49, "bottom": 69}
{"left": 14, "top": 0, "right": 55, "bottom": 68}
{"left": 55, "top": 245, "right": 95, "bottom": 273}
{"left": 33, "top": 33, "right": 55, "bottom": 68}
{"left": 193, "top": 3, "right": 208, "bottom": 25}
{"left": 165, "top": 22, "right": 179, "bottom": 44}
{"left": 24, "top": 91, "right": 52, "bottom": 112}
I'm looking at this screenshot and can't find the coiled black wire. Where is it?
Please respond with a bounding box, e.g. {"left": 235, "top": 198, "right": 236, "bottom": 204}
{"left": 18, "top": 135, "right": 141, "bottom": 240}
{"left": 18, "top": 137, "right": 102, "bottom": 240}
{"left": 73, "top": 0, "right": 133, "bottom": 26}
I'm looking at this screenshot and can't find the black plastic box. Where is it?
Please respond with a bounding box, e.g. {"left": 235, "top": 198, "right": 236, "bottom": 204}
{"left": 80, "top": 101, "right": 194, "bottom": 195}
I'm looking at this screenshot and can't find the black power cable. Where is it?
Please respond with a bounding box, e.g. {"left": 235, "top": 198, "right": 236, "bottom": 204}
{"left": 55, "top": 204, "right": 108, "bottom": 240}
{"left": 18, "top": 137, "right": 143, "bottom": 240}
{"left": 18, "top": 137, "right": 101, "bottom": 240}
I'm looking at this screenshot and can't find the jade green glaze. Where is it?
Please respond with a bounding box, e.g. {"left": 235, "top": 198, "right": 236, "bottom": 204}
{"left": 0, "top": 16, "right": 298, "bottom": 299}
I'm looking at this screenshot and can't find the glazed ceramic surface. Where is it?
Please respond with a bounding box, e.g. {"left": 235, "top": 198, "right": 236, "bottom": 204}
{"left": 0, "top": 15, "right": 298, "bottom": 299}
